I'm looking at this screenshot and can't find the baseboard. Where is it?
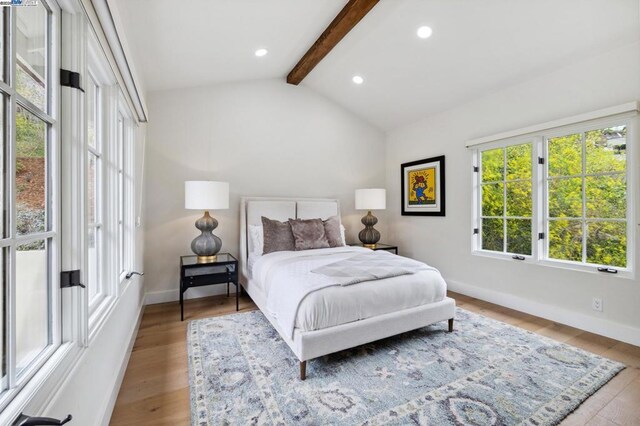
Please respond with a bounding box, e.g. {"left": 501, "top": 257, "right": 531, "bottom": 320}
{"left": 447, "top": 280, "right": 640, "bottom": 347}
{"left": 99, "top": 299, "right": 145, "bottom": 426}
{"left": 145, "top": 285, "right": 236, "bottom": 305}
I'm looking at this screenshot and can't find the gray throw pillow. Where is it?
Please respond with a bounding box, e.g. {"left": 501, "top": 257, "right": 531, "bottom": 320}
{"left": 261, "top": 216, "right": 295, "bottom": 254}
{"left": 288, "top": 218, "right": 330, "bottom": 251}
{"left": 323, "top": 215, "right": 344, "bottom": 247}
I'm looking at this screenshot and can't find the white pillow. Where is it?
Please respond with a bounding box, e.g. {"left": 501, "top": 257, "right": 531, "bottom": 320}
{"left": 249, "top": 225, "right": 264, "bottom": 256}
{"left": 340, "top": 224, "right": 346, "bottom": 246}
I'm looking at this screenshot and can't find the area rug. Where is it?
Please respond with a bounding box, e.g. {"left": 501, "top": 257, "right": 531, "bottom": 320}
{"left": 187, "top": 308, "right": 624, "bottom": 425}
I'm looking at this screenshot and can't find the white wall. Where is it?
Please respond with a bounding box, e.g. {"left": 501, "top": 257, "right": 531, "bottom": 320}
{"left": 144, "top": 79, "right": 387, "bottom": 303}
{"left": 385, "top": 41, "right": 640, "bottom": 345}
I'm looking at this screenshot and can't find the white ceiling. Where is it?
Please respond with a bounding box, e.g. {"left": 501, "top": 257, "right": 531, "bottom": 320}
{"left": 114, "top": 0, "right": 640, "bottom": 130}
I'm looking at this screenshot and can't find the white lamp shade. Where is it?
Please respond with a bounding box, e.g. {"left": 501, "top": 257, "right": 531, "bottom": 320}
{"left": 355, "top": 188, "right": 386, "bottom": 210}
{"left": 185, "top": 181, "right": 229, "bottom": 210}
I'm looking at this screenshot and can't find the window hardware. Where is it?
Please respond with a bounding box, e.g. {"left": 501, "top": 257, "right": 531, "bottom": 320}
{"left": 60, "top": 270, "right": 85, "bottom": 289}
{"left": 538, "top": 157, "right": 544, "bottom": 165}
{"left": 125, "top": 271, "right": 144, "bottom": 280}
{"left": 473, "top": 228, "right": 479, "bottom": 234}
{"left": 13, "top": 413, "right": 72, "bottom": 426}
{"left": 60, "top": 69, "right": 84, "bottom": 92}
{"left": 473, "top": 166, "right": 478, "bottom": 172}
{"left": 512, "top": 255, "right": 525, "bottom": 261}
{"left": 597, "top": 267, "right": 618, "bottom": 274}
{"left": 538, "top": 232, "right": 544, "bottom": 240}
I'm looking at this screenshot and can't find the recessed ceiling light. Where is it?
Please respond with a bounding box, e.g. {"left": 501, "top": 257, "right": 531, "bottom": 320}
{"left": 417, "top": 26, "right": 433, "bottom": 39}
{"left": 352, "top": 75, "right": 364, "bottom": 85}
{"left": 254, "top": 48, "right": 268, "bottom": 57}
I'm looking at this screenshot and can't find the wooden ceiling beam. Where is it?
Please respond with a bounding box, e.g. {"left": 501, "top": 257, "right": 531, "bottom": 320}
{"left": 287, "top": 0, "right": 379, "bottom": 85}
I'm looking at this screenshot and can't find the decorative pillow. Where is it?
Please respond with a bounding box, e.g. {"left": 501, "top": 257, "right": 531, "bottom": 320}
{"left": 288, "top": 218, "right": 330, "bottom": 251}
{"left": 261, "top": 217, "right": 295, "bottom": 254}
{"left": 248, "top": 225, "right": 264, "bottom": 256}
{"left": 323, "top": 216, "right": 345, "bottom": 247}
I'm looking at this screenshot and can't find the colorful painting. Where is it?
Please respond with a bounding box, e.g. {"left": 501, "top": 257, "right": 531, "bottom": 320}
{"left": 401, "top": 155, "right": 445, "bottom": 216}
{"left": 408, "top": 167, "right": 436, "bottom": 205}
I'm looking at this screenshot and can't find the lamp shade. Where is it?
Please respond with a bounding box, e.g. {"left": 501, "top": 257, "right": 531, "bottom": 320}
{"left": 185, "top": 181, "right": 229, "bottom": 210}
{"left": 355, "top": 188, "right": 386, "bottom": 210}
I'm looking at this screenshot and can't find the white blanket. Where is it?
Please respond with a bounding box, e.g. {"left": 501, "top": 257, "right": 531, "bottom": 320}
{"left": 254, "top": 247, "right": 442, "bottom": 338}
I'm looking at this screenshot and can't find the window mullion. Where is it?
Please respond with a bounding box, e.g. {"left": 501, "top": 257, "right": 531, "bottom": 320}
{"left": 6, "top": 5, "right": 16, "bottom": 392}
{"left": 581, "top": 132, "right": 587, "bottom": 263}
{"left": 502, "top": 148, "right": 507, "bottom": 253}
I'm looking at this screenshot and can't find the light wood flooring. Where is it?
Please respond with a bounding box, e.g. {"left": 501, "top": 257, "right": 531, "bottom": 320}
{"left": 110, "top": 292, "right": 640, "bottom": 425}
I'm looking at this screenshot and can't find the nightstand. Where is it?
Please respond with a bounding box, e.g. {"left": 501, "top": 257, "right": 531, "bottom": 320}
{"left": 349, "top": 243, "right": 398, "bottom": 255}
{"left": 180, "top": 253, "right": 239, "bottom": 321}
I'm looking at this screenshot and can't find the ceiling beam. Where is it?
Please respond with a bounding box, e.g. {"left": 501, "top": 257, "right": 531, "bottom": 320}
{"left": 286, "top": 0, "right": 379, "bottom": 85}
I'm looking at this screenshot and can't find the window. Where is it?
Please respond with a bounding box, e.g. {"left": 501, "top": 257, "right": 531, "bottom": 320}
{"left": 86, "top": 33, "right": 136, "bottom": 328}
{"left": 546, "top": 126, "right": 628, "bottom": 268}
{"left": 480, "top": 143, "right": 533, "bottom": 255}
{"left": 0, "top": 0, "right": 61, "bottom": 408}
{"left": 86, "top": 71, "right": 104, "bottom": 310}
{"left": 116, "top": 110, "right": 133, "bottom": 280}
{"left": 473, "top": 114, "right": 634, "bottom": 275}
{"left": 0, "top": 1, "right": 141, "bottom": 420}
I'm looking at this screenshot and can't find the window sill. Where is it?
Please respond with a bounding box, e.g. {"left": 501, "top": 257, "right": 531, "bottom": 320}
{"left": 471, "top": 250, "right": 634, "bottom": 280}
{"left": 88, "top": 295, "right": 118, "bottom": 343}
{"left": 0, "top": 343, "right": 81, "bottom": 425}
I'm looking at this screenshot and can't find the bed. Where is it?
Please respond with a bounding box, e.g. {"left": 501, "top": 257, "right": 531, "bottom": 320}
{"left": 239, "top": 197, "right": 456, "bottom": 380}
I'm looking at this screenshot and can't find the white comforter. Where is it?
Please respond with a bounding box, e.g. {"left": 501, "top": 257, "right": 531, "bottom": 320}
{"left": 252, "top": 246, "right": 447, "bottom": 338}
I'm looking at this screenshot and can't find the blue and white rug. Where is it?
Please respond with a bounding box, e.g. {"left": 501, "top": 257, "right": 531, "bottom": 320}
{"left": 187, "top": 308, "right": 623, "bottom": 425}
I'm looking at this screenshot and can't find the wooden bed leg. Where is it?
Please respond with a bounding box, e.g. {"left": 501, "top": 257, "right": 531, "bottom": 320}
{"left": 300, "top": 361, "right": 307, "bottom": 381}
{"left": 448, "top": 318, "right": 454, "bottom": 332}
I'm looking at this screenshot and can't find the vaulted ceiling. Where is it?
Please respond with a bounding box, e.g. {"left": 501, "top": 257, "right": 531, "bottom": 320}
{"left": 114, "top": 0, "right": 640, "bottom": 130}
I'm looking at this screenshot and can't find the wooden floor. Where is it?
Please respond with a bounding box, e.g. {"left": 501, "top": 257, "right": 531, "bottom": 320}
{"left": 110, "top": 292, "right": 640, "bottom": 425}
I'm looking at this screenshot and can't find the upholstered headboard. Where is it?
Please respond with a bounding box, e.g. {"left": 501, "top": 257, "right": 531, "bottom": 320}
{"left": 239, "top": 197, "right": 340, "bottom": 280}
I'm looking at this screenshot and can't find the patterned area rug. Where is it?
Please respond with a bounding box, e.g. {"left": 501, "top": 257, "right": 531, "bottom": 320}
{"left": 187, "top": 308, "right": 623, "bottom": 425}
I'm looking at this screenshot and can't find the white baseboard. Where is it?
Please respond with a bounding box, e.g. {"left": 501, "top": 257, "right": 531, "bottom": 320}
{"left": 145, "top": 285, "right": 237, "bottom": 305}
{"left": 448, "top": 280, "right": 640, "bottom": 347}
{"left": 100, "top": 300, "right": 145, "bottom": 426}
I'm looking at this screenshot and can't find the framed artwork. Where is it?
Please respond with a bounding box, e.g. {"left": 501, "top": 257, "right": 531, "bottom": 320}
{"left": 401, "top": 155, "right": 445, "bottom": 216}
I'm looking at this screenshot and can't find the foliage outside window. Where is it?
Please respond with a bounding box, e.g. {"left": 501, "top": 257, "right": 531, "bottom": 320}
{"left": 475, "top": 123, "right": 630, "bottom": 272}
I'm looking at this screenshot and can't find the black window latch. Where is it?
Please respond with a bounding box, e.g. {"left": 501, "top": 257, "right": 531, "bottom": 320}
{"left": 60, "top": 69, "right": 84, "bottom": 92}
{"left": 512, "top": 255, "right": 525, "bottom": 261}
{"left": 597, "top": 267, "right": 618, "bottom": 274}
{"left": 13, "top": 413, "right": 72, "bottom": 426}
{"left": 61, "top": 270, "right": 85, "bottom": 289}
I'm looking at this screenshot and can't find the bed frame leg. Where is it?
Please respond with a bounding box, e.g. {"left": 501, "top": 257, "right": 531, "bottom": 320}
{"left": 448, "top": 318, "right": 454, "bottom": 332}
{"left": 300, "top": 361, "right": 307, "bottom": 380}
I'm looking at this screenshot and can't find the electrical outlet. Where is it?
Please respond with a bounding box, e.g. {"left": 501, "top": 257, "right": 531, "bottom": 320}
{"left": 592, "top": 297, "right": 603, "bottom": 312}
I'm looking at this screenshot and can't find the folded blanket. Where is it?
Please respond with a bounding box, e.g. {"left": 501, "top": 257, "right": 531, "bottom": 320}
{"left": 311, "top": 251, "right": 430, "bottom": 285}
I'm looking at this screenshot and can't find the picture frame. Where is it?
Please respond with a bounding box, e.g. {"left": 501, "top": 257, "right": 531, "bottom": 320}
{"left": 401, "top": 155, "right": 445, "bottom": 216}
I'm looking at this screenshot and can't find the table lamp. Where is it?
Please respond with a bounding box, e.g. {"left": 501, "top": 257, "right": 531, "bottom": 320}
{"left": 185, "top": 181, "right": 229, "bottom": 263}
{"left": 355, "top": 188, "right": 386, "bottom": 248}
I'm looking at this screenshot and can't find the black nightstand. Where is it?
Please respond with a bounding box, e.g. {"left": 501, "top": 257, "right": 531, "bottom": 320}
{"left": 349, "top": 243, "right": 398, "bottom": 255}
{"left": 180, "top": 253, "right": 239, "bottom": 321}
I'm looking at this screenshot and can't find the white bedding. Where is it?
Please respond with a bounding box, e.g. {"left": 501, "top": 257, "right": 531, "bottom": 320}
{"left": 252, "top": 246, "right": 447, "bottom": 337}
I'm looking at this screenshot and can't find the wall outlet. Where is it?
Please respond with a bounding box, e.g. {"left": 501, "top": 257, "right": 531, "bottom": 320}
{"left": 592, "top": 297, "right": 603, "bottom": 312}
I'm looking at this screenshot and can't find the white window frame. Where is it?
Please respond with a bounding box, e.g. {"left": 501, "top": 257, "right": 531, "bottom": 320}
{"left": 86, "top": 69, "right": 104, "bottom": 313}
{"left": 0, "top": 0, "right": 141, "bottom": 421}
{"left": 472, "top": 136, "right": 540, "bottom": 261}
{"left": 0, "top": 0, "right": 64, "bottom": 413}
{"left": 116, "top": 98, "right": 134, "bottom": 287}
{"left": 471, "top": 110, "right": 637, "bottom": 280}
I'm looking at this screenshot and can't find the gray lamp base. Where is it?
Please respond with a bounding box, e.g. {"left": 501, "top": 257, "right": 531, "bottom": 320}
{"left": 191, "top": 211, "right": 222, "bottom": 263}
{"left": 358, "top": 210, "right": 381, "bottom": 248}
